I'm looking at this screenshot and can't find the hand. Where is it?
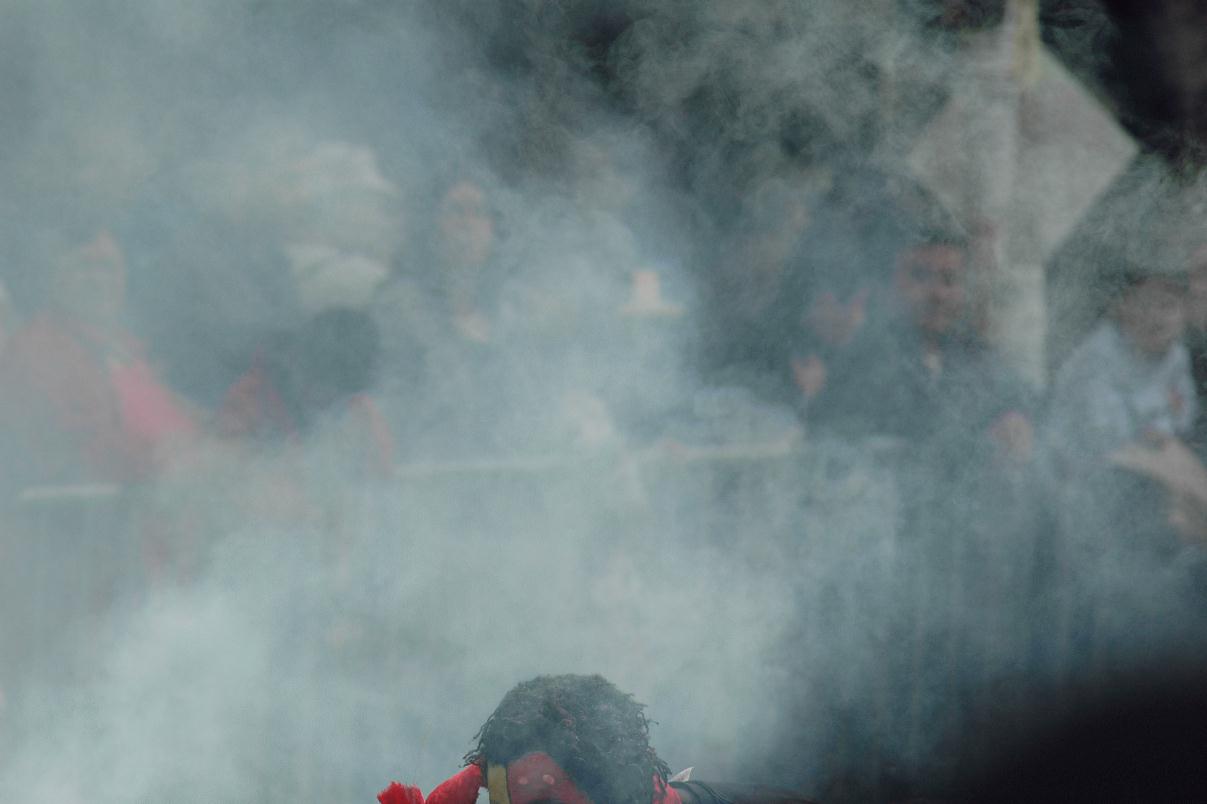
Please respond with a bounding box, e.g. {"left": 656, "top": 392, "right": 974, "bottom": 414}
{"left": 1169, "top": 491, "right": 1207, "bottom": 545}
{"left": 1111, "top": 437, "right": 1207, "bottom": 497}
{"left": 987, "top": 410, "right": 1034, "bottom": 464}
{"left": 791, "top": 354, "right": 828, "bottom": 400}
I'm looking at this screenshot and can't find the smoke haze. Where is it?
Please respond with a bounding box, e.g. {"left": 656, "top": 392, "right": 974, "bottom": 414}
{"left": 1, "top": 2, "right": 1206, "bottom": 802}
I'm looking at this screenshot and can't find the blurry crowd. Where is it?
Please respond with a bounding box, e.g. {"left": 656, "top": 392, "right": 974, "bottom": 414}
{"left": 698, "top": 166, "right": 1207, "bottom": 792}
{"left": 1, "top": 1, "right": 1207, "bottom": 798}
{"left": 0, "top": 154, "right": 616, "bottom": 494}
{"left": 4, "top": 135, "right": 1207, "bottom": 734}
{"left": 2, "top": 137, "right": 1205, "bottom": 675}
{"left": 0, "top": 141, "right": 707, "bottom": 679}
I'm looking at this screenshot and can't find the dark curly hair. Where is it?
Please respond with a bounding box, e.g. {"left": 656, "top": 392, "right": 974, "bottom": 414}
{"left": 465, "top": 674, "right": 670, "bottom": 804}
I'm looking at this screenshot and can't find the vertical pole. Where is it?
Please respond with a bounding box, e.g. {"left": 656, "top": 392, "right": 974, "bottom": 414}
{"left": 992, "top": 0, "right": 1047, "bottom": 387}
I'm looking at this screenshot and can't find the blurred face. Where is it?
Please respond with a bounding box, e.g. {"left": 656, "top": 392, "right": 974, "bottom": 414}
{"left": 49, "top": 231, "right": 127, "bottom": 327}
{"left": 1115, "top": 277, "right": 1186, "bottom": 358}
{"left": 894, "top": 244, "right": 966, "bottom": 336}
{"left": 437, "top": 180, "right": 495, "bottom": 268}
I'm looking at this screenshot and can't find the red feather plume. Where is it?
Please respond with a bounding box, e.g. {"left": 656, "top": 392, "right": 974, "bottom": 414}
{"left": 378, "top": 764, "right": 484, "bottom": 804}
{"left": 426, "top": 763, "right": 485, "bottom": 804}
{"left": 378, "top": 781, "right": 424, "bottom": 804}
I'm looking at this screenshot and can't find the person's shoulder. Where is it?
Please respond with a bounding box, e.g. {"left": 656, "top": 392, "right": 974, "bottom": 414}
{"left": 1070, "top": 320, "right": 1118, "bottom": 358}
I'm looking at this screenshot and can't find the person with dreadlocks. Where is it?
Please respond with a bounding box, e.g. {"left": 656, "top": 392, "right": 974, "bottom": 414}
{"left": 378, "top": 674, "right": 813, "bottom": 804}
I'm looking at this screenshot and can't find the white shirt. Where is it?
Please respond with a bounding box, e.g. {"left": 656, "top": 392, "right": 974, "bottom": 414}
{"left": 1045, "top": 320, "right": 1197, "bottom": 474}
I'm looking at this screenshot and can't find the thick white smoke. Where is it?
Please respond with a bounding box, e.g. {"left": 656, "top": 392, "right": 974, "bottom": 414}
{"left": 2, "top": 3, "right": 1205, "bottom": 803}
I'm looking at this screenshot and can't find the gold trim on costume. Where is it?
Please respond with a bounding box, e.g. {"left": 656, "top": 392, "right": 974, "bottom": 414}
{"left": 486, "top": 763, "right": 512, "bottom": 804}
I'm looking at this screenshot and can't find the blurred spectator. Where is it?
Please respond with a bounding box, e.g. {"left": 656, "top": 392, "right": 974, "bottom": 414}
{"left": 1041, "top": 255, "right": 1203, "bottom": 678}
{"left": 797, "top": 222, "right": 1039, "bottom": 776}
{"left": 376, "top": 175, "right": 502, "bottom": 343}
{"left": 782, "top": 170, "right": 938, "bottom": 417}
{"left": 430, "top": 177, "right": 501, "bottom": 341}
{"left": 807, "top": 228, "right": 1033, "bottom": 461}
{"left": 1042, "top": 258, "right": 1197, "bottom": 549}
{"left": 0, "top": 231, "right": 197, "bottom": 493}
{"left": 1081, "top": 245, "right": 1207, "bottom": 549}
{"left": 1045, "top": 260, "right": 1194, "bottom": 471}
{"left": 120, "top": 140, "right": 399, "bottom": 408}
{"left": 218, "top": 306, "right": 392, "bottom": 477}
{"left": 811, "top": 218, "right": 1037, "bottom": 519}
{"left": 373, "top": 175, "right": 507, "bottom": 457}
{"left": 705, "top": 178, "right": 814, "bottom": 392}
{"left": 788, "top": 289, "right": 871, "bottom": 416}
{"left": 785, "top": 211, "right": 881, "bottom": 416}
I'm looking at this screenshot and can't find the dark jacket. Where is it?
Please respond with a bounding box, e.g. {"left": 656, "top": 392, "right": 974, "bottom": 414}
{"left": 671, "top": 780, "right": 817, "bottom": 804}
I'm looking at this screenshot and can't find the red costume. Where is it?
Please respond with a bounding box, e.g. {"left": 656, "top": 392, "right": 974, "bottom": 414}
{"left": 378, "top": 757, "right": 683, "bottom": 804}
{"left": 377, "top": 675, "right": 814, "bottom": 804}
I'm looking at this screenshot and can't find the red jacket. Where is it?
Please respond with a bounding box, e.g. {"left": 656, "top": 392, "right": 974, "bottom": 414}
{"left": 0, "top": 314, "right": 195, "bottom": 488}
